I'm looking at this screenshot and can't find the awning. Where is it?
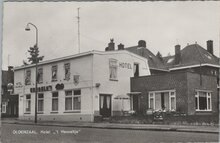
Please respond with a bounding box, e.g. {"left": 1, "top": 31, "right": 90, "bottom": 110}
{"left": 114, "top": 94, "right": 130, "bottom": 99}
{"left": 127, "top": 92, "right": 141, "bottom": 96}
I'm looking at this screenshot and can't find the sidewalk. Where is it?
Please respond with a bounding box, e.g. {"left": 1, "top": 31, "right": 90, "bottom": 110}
{"left": 1, "top": 118, "right": 219, "bottom": 134}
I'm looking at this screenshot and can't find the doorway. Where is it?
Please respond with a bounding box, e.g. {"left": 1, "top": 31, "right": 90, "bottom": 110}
{"left": 99, "top": 94, "right": 112, "bottom": 117}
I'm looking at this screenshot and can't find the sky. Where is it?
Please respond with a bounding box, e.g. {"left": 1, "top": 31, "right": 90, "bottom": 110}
{"left": 2, "top": 1, "right": 220, "bottom": 70}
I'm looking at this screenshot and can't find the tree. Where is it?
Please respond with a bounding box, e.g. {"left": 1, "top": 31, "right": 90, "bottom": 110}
{"left": 27, "top": 45, "right": 44, "bottom": 64}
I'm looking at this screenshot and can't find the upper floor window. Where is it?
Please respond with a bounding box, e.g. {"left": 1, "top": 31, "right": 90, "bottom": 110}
{"left": 134, "top": 63, "right": 139, "bottom": 77}
{"left": 25, "top": 70, "right": 31, "bottom": 85}
{"left": 109, "top": 59, "right": 117, "bottom": 80}
{"left": 37, "top": 68, "right": 43, "bottom": 84}
{"left": 51, "top": 65, "right": 58, "bottom": 82}
{"left": 195, "top": 91, "right": 212, "bottom": 111}
{"left": 64, "top": 63, "right": 70, "bottom": 81}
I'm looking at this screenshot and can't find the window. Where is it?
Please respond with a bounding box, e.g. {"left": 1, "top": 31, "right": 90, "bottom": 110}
{"left": 25, "top": 70, "right": 31, "bottom": 85}
{"left": 65, "top": 90, "right": 81, "bottom": 111}
{"left": 195, "top": 91, "right": 212, "bottom": 111}
{"left": 109, "top": 59, "right": 117, "bottom": 80}
{"left": 37, "top": 68, "right": 43, "bottom": 84}
{"left": 25, "top": 94, "right": 31, "bottom": 113}
{"left": 170, "top": 92, "right": 176, "bottom": 110}
{"left": 64, "top": 63, "right": 70, "bottom": 80}
{"left": 37, "top": 93, "right": 44, "bottom": 112}
{"left": 52, "top": 92, "right": 59, "bottom": 111}
{"left": 2, "top": 102, "right": 7, "bottom": 113}
{"left": 51, "top": 65, "right": 58, "bottom": 81}
{"left": 148, "top": 91, "right": 176, "bottom": 111}
{"left": 134, "top": 63, "right": 139, "bottom": 77}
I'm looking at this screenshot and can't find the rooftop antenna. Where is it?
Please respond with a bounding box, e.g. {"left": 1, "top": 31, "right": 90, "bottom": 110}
{"left": 77, "top": 7, "right": 80, "bottom": 53}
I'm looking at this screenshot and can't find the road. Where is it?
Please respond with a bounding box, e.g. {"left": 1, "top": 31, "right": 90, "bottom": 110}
{"left": 0, "top": 123, "right": 218, "bottom": 143}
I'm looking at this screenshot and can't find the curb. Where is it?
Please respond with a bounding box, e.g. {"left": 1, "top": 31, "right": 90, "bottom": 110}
{"left": 2, "top": 121, "right": 219, "bottom": 134}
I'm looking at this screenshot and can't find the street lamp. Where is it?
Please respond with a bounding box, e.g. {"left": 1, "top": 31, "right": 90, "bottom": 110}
{"left": 25, "top": 22, "right": 38, "bottom": 123}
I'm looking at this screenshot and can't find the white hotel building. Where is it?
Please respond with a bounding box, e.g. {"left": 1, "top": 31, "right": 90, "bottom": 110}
{"left": 14, "top": 49, "right": 150, "bottom": 122}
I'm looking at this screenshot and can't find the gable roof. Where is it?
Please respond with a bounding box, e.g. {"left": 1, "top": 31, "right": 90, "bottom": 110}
{"left": 125, "top": 46, "right": 168, "bottom": 71}
{"left": 163, "top": 44, "right": 220, "bottom": 69}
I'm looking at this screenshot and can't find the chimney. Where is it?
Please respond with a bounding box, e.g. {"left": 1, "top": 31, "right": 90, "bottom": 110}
{"left": 138, "top": 40, "right": 146, "bottom": 48}
{"left": 175, "top": 44, "right": 181, "bottom": 64}
{"left": 118, "top": 43, "right": 124, "bottom": 50}
{"left": 108, "top": 38, "right": 115, "bottom": 51}
{"left": 207, "top": 40, "right": 213, "bottom": 55}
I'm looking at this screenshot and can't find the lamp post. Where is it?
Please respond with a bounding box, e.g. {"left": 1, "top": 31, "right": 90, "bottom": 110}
{"left": 25, "top": 22, "right": 38, "bottom": 123}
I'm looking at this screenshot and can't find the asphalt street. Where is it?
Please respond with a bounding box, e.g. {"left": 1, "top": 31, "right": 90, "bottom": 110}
{"left": 0, "top": 123, "right": 219, "bottom": 143}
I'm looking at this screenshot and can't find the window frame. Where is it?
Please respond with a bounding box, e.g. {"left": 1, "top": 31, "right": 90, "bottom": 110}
{"left": 51, "top": 92, "right": 59, "bottom": 112}
{"left": 37, "top": 67, "right": 43, "bottom": 84}
{"left": 133, "top": 63, "right": 139, "bottom": 77}
{"left": 25, "top": 94, "right": 31, "bottom": 113}
{"left": 109, "top": 59, "right": 118, "bottom": 81}
{"left": 37, "top": 93, "right": 44, "bottom": 113}
{"left": 64, "top": 89, "right": 81, "bottom": 112}
{"left": 25, "top": 69, "right": 31, "bottom": 85}
{"left": 51, "top": 65, "right": 58, "bottom": 82}
{"left": 64, "top": 63, "right": 70, "bottom": 81}
{"left": 195, "top": 90, "right": 212, "bottom": 112}
{"left": 148, "top": 90, "right": 176, "bottom": 111}
{"left": 2, "top": 102, "right": 7, "bottom": 113}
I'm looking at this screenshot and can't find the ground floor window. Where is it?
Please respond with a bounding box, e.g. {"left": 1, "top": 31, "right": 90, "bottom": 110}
{"left": 52, "top": 92, "right": 58, "bottom": 111}
{"left": 37, "top": 93, "right": 44, "bottom": 112}
{"left": 2, "top": 102, "right": 7, "bottom": 113}
{"left": 25, "top": 94, "right": 31, "bottom": 113}
{"left": 65, "top": 89, "right": 81, "bottom": 111}
{"left": 148, "top": 90, "right": 176, "bottom": 111}
{"left": 195, "top": 91, "right": 212, "bottom": 111}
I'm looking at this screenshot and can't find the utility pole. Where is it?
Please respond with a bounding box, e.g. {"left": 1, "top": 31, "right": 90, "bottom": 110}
{"left": 77, "top": 7, "right": 80, "bottom": 53}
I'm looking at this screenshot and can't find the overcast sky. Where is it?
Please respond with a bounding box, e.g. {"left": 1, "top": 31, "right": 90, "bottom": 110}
{"left": 2, "top": 1, "right": 220, "bottom": 70}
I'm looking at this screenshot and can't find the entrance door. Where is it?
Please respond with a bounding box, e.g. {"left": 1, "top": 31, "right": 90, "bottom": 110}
{"left": 100, "top": 94, "right": 111, "bottom": 117}
{"left": 133, "top": 95, "right": 139, "bottom": 113}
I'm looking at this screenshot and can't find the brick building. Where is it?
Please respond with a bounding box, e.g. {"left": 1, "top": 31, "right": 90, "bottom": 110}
{"left": 129, "top": 40, "right": 219, "bottom": 117}
{"left": 131, "top": 71, "right": 218, "bottom": 115}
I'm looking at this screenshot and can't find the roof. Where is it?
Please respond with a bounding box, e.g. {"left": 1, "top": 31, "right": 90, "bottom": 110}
{"left": 163, "top": 44, "right": 220, "bottom": 70}
{"left": 125, "top": 46, "right": 168, "bottom": 71}
{"left": 14, "top": 50, "right": 148, "bottom": 71}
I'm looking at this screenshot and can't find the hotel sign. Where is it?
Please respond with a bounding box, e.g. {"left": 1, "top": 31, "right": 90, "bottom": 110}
{"left": 119, "top": 62, "right": 132, "bottom": 69}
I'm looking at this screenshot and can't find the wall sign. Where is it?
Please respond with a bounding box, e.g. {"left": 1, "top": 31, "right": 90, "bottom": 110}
{"left": 55, "top": 83, "right": 64, "bottom": 90}
{"left": 119, "top": 62, "right": 132, "bottom": 69}
{"left": 30, "top": 85, "right": 52, "bottom": 93}
{"left": 15, "top": 82, "right": 23, "bottom": 88}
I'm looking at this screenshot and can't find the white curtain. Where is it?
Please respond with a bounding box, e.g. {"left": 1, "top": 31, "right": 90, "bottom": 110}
{"left": 106, "top": 96, "right": 110, "bottom": 109}
{"left": 100, "top": 96, "right": 104, "bottom": 109}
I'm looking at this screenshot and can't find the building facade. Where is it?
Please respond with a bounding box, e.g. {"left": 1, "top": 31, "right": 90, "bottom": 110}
{"left": 131, "top": 71, "right": 218, "bottom": 116}
{"left": 14, "top": 50, "right": 150, "bottom": 122}
{"left": 129, "top": 40, "right": 219, "bottom": 118}
{"left": 1, "top": 66, "right": 18, "bottom": 118}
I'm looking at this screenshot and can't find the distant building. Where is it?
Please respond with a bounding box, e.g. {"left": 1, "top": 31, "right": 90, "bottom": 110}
{"left": 14, "top": 47, "right": 150, "bottom": 122}
{"left": 1, "top": 66, "right": 18, "bottom": 118}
